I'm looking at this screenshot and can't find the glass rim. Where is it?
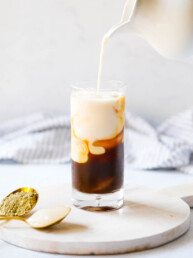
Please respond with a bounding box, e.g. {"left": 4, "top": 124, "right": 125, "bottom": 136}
{"left": 70, "top": 80, "right": 126, "bottom": 92}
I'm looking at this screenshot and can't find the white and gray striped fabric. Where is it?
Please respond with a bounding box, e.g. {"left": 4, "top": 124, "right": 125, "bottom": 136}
{"left": 0, "top": 113, "right": 71, "bottom": 164}
{"left": 125, "top": 109, "right": 193, "bottom": 174}
{"left": 0, "top": 109, "right": 193, "bottom": 173}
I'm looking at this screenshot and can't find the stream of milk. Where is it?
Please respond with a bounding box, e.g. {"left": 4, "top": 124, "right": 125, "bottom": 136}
{"left": 97, "top": 24, "right": 122, "bottom": 94}
{"left": 96, "top": 0, "right": 135, "bottom": 93}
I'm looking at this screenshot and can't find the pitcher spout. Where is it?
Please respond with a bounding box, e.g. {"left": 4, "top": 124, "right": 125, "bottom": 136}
{"left": 109, "top": 0, "right": 193, "bottom": 59}
{"left": 130, "top": 0, "right": 193, "bottom": 58}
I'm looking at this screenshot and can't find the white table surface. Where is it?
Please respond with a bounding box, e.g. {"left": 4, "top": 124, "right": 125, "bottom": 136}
{"left": 1, "top": 164, "right": 193, "bottom": 258}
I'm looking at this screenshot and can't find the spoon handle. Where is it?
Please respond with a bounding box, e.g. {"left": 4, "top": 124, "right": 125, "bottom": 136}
{"left": 0, "top": 216, "right": 26, "bottom": 222}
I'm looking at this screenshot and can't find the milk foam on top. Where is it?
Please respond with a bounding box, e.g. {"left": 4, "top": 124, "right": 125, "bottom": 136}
{"left": 71, "top": 91, "right": 125, "bottom": 163}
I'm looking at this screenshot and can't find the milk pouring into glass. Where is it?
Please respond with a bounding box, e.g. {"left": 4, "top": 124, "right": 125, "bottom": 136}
{"left": 71, "top": 0, "right": 193, "bottom": 210}
{"left": 97, "top": 0, "right": 193, "bottom": 92}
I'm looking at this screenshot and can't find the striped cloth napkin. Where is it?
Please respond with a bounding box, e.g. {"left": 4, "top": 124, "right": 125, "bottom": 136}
{"left": 0, "top": 109, "right": 193, "bottom": 173}
{"left": 0, "top": 113, "right": 71, "bottom": 164}
{"left": 125, "top": 109, "right": 193, "bottom": 174}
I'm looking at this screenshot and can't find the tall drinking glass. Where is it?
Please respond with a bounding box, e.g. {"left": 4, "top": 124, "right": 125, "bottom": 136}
{"left": 71, "top": 81, "right": 125, "bottom": 210}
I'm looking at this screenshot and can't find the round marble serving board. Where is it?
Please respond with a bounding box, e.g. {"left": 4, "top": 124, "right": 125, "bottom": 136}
{"left": 0, "top": 184, "right": 191, "bottom": 255}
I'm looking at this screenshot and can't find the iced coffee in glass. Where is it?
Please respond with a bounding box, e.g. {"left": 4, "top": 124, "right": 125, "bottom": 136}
{"left": 71, "top": 81, "right": 125, "bottom": 210}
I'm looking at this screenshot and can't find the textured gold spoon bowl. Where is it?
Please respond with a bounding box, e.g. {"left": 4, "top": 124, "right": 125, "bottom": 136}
{"left": 0, "top": 187, "right": 39, "bottom": 216}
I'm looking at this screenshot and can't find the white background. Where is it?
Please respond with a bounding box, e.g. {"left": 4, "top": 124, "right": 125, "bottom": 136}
{"left": 0, "top": 0, "right": 193, "bottom": 123}
{"left": 1, "top": 2, "right": 193, "bottom": 256}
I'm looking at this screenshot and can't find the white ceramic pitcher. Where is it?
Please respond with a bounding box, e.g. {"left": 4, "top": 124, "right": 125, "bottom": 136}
{"left": 110, "top": 0, "right": 193, "bottom": 59}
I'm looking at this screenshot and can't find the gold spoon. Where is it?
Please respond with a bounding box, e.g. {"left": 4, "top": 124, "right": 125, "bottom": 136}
{"left": 0, "top": 187, "right": 39, "bottom": 216}
{"left": 0, "top": 206, "right": 71, "bottom": 229}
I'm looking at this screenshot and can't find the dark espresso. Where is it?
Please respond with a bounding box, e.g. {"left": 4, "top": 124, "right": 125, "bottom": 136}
{"left": 72, "top": 130, "right": 124, "bottom": 194}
